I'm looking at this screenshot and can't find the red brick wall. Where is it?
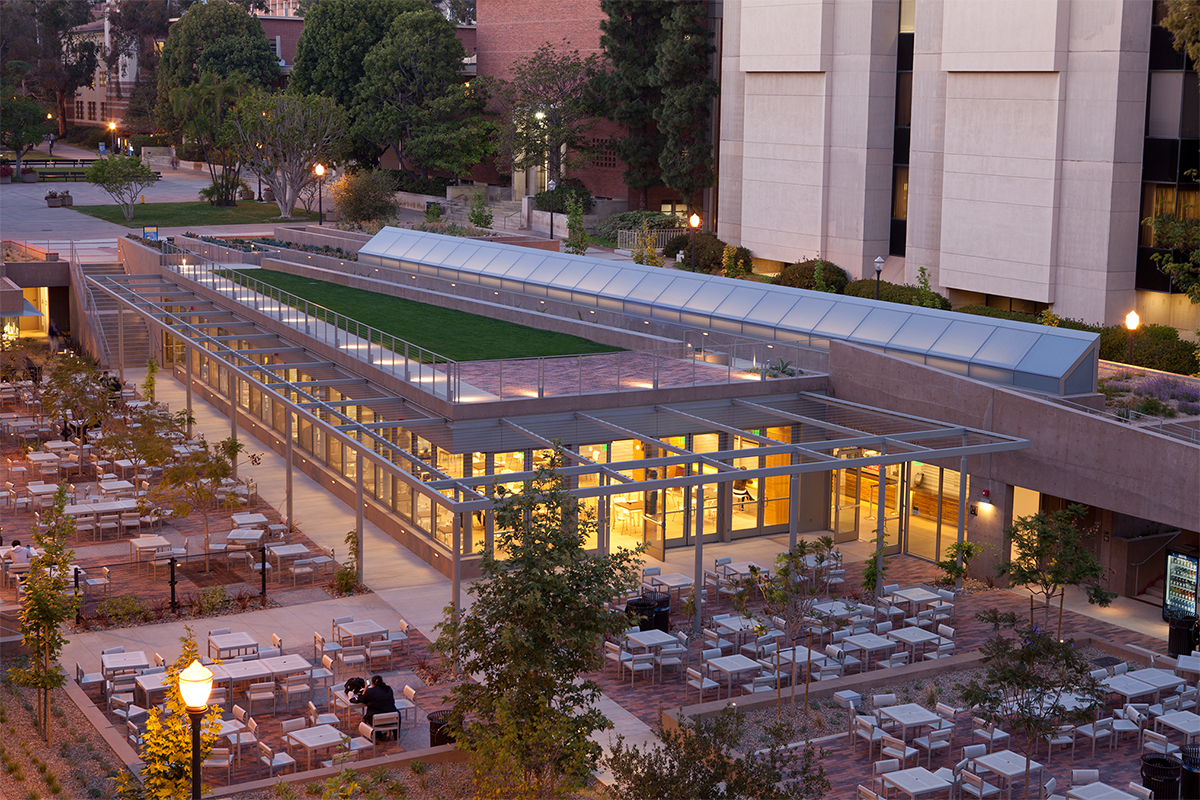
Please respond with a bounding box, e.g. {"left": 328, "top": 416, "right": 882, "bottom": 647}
{"left": 259, "top": 17, "right": 304, "bottom": 65}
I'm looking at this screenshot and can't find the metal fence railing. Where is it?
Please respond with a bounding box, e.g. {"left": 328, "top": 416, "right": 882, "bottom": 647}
{"left": 617, "top": 227, "right": 687, "bottom": 251}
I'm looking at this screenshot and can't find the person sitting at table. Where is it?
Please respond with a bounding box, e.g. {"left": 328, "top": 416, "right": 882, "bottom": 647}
{"left": 732, "top": 477, "right": 755, "bottom": 503}
{"left": 352, "top": 675, "right": 398, "bottom": 736}
{"left": 7, "top": 541, "right": 33, "bottom": 567}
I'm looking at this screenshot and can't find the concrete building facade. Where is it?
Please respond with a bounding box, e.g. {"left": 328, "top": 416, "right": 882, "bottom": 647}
{"left": 716, "top": 0, "right": 1199, "bottom": 336}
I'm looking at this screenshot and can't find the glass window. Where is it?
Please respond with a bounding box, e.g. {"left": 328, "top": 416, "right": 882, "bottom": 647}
{"left": 762, "top": 426, "right": 792, "bottom": 527}
{"left": 1141, "top": 183, "right": 1177, "bottom": 245}
{"left": 899, "top": 0, "right": 915, "bottom": 33}
{"left": 895, "top": 72, "right": 912, "bottom": 128}
{"left": 892, "top": 166, "right": 909, "bottom": 220}
{"left": 1149, "top": 72, "right": 1183, "bottom": 139}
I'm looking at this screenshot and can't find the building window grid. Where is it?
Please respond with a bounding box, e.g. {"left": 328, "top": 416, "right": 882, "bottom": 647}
{"left": 87, "top": 101, "right": 96, "bottom": 121}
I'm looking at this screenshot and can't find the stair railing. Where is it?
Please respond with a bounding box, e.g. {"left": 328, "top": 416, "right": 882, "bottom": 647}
{"left": 1131, "top": 530, "right": 1183, "bottom": 601}
{"left": 70, "top": 242, "right": 113, "bottom": 368}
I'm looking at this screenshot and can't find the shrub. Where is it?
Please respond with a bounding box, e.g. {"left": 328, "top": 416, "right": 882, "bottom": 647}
{"left": 596, "top": 210, "right": 682, "bottom": 242}
{"left": 1099, "top": 323, "right": 1199, "bottom": 374}
{"left": 534, "top": 181, "right": 594, "bottom": 214}
{"left": 198, "top": 174, "right": 251, "bottom": 206}
{"left": 955, "top": 305, "right": 1096, "bottom": 332}
{"left": 380, "top": 170, "right": 454, "bottom": 196}
{"left": 664, "top": 231, "right": 730, "bottom": 274}
{"left": 96, "top": 596, "right": 148, "bottom": 626}
{"left": 175, "top": 142, "right": 206, "bottom": 162}
{"left": 844, "top": 279, "right": 952, "bottom": 309}
{"left": 424, "top": 202, "right": 443, "bottom": 223}
{"left": 197, "top": 585, "right": 228, "bottom": 616}
{"left": 776, "top": 258, "right": 850, "bottom": 293}
{"left": 330, "top": 169, "right": 400, "bottom": 226}
{"left": 468, "top": 192, "right": 493, "bottom": 229}
{"left": 721, "top": 244, "right": 754, "bottom": 278}
{"left": 0, "top": 165, "right": 12, "bottom": 178}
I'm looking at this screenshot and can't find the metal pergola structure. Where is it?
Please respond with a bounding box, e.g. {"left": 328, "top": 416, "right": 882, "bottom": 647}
{"left": 88, "top": 271, "right": 1031, "bottom": 617}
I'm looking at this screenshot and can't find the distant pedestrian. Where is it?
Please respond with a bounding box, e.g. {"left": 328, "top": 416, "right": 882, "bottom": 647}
{"left": 47, "top": 134, "right": 54, "bottom": 156}
{"left": 48, "top": 319, "right": 59, "bottom": 353}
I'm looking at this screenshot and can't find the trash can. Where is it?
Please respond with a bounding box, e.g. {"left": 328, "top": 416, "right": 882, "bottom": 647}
{"left": 1181, "top": 745, "right": 1200, "bottom": 799}
{"left": 428, "top": 710, "right": 455, "bottom": 747}
{"left": 624, "top": 596, "right": 655, "bottom": 631}
{"left": 1142, "top": 753, "right": 1183, "bottom": 800}
{"left": 642, "top": 590, "right": 670, "bottom": 632}
{"left": 1168, "top": 616, "right": 1197, "bottom": 658}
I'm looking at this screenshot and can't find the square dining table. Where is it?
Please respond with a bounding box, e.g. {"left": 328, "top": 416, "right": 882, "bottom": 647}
{"left": 99, "top": 479, "right": 135, "bottom": 499}
{"left": 135, "top": 672, "right": 170, "bottom": 707}
{"left": 335, "top": 618, "right": 388, "bottom": 645}
{"left": 878, "top": 703, "right": 941, "bottom": 740}
{"left": 231, "top": 512, "right": 269, "bottom": 528}
{"left": 881, "top": 766, "right": 952, "bottom": 799}
{"left": 724, "top": 561, "right": 768, "bottom": 579}
{"left": 648, "top": 572, "right": 694, "bottom": 598}
{"left": 843, "top": 633, "right": 897, "bottom": 670}
{"left": 813, "top": 600, "right": 873, "bottom": 620}
{"left": 707, "top": 654, "right": 762, "bottom": 699}
{"left": 1129, "top": 667, "right": 1186, "bottom": 699}
{"left": 1156, "top": 709, "right": 1200, "bottom": 744}
{"left": 1065, "top": 783, "right": 1136, "bottom": 800}
{"left": 973, "top": 749, "right": 1041, "bottom": 800}
{"left": 888, "top": 627, "right": 941, "bottom": 658}
{"left": 208, "top": 631, "right": 260, "bottom": 660}
{"left": 286, "top": 724, "right": 345, "bottom": 770}
{"left": 625, "top": 628, "right": 681, "bottom": 653}
{"left": 891, "top": 586, "right": 942, "bottom": 611}
{"left": 260, "top": 653, "right": 314, "bottom": 679}
{"left": 268, "top": 543, "right": 311, "bottom": 572}
{"left": 101, "top": 650, "right": 149, "bottom": 678}
{"left": 129, "top": 535, "right": 170, "bottom": 566}
{"left": 226, "top": 528, "right": 264, "bottom": 546}
{"left": 1101, "top": 674, "right": 1157, "bottom": 703}
{"left": 1175, "top": 654, "right": 1200, "bottom": 682}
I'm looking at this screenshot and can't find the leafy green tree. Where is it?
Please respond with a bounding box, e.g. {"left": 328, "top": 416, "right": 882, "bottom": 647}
{"left": 40, "top": 352, "right": 108, "bottom": 442}
{"left": 563, "top": 194, "right": 589, "bottom": 255}
{"left": 1144, "top": 213, "right": 1200, "bottom": 303}
{"left": 329, "top": 169, "right": 400, "bottom": 226}
{"left": 632, "top": 220, "right": 662, "bottom": 267}
{"left": 958, "top": 610, "right": 1105, "bottom": 800}
{"left": 155, "top": 0, "right": 279, "bottom": 124}
{"left": 606, "top": 707, "right": 830, "bottom": 800}
{"left": 26, "top": 0, "right": 98, "bottom": 134}
{"left": 468, "top": 191, "right": 493, "bottom": 229}
{"left": 153, "top": 437, "right": 244, "bottom": 571}
{"left": 356, "top": 17, "right": 494, "bottom": 178}
{"left": 495, "top": 41, "right": 603, "bottom": 182}
{"left": 432, "top": 447, "right": 642, "bottom": 799}
{"left": 227, "top": 88, "right": 347, "bottom": 218}
{"left": 999, "top": 504, "right": 1117, "bottom": 639}
{"left": 85, "top": 154, "right": 160, "bottom": 220}
{"left": 117, "top": 627, "right": 223, "bottom": 800}
{"left": 172, "top": 73, "right": 248, "bottom": 207}
{"left": 651, "top": 1, "right": 718, "bottom": 209}
{"left": 10, "top": 486, "right": 79, "bottom": 746}
{"left": 598, "top": 0, "right": 671, "bottom": 208}
{"left": 0, "top": 92, "right": 51, "bottom": 173}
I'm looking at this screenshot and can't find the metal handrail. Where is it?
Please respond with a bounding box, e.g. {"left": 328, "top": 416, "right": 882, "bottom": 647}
{"left": 69, "top": 241, "right": 112, "bottom": 367}
{"left": 160, "top": 241, "right": 460, "bottom": 402}
{"left": 1131, "top": 530, "right": 1182, "bottom": 600}
{"left": 1056, "top": 397, "right": 1200, "bottom": 444}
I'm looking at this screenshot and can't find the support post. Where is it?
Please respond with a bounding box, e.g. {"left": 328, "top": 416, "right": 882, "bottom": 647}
{"left": 169, "top": 557, "right": 178, "bottom": 613}
{"left": 956, "top": 455, "right": 968, "bottom": 593}
{"left": 875, "top": 452, "right": 887, "bottom": 595}
{"left": 188, "top": 708, "right": 203, "bottom": 800}
{"left": 185, "top": 344, "right": 193, "bottom": 438}
{"left": 230, "top": 375, "right": 239, "bottom": 480}
{"left": 356, "top": 450, "right": 364, "bottom": 582}
{"left": 789, "top": 472, "right": 800, "bottom": 551}
{"left": 259, "top": 545, "right": 267, "bottom": 600}
{"left": 117, "top": 306, "right": 125, "bottom": 383}
{"left": 452, "top": 507, "right": 461, "bottom": 615}
{"left": 693, "top": 482, "right": 704, "bottom": 637}
{"left": 285, "top": 411, "right": 294, "bottom": 525}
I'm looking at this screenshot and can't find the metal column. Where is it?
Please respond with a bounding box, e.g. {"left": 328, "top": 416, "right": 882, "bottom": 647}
{"left": 356, "top": 449, "right": 364, "bottom": 581}
{"left": 956, "top": 455, "right": 968, "bottom": 592}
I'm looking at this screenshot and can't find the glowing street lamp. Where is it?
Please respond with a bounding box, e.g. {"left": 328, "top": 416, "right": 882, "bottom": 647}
{"left": 179, "top": 660, "right": 213, "bottom": 800}
{"left": 314, "top": 163, "right": 326, "bottom": 226}
{"left": 108, "top": 121, "right": 116, "bottom": 154}
{"left": 689, "top": 213, "right": 701, "bottom": 272}
{"left": 1125, "top": 310, "right": 1140, "bottom": 364}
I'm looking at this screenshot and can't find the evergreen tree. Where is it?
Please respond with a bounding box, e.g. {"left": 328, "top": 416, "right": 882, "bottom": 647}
{"left": 598, "top": 0, "right": 671, "bottom": 209}
{"left": 651, "top": 1, "right": 718, "bottom": 209}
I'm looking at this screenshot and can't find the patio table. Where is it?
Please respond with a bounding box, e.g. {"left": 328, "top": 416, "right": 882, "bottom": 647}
{"left": 208, "top": 631, "right": 260, "bottom": 660}
{"left": 268, "top": 543, "right": 311, "bottom": 573}
{"left": 880, "top": 766, "right": 952, "bottom": 799}
{"left": 1065, "top": 783, "right": 1136, "bottom": 800}
{"left": 878, "top": 702, "right": 941, "bottom": 741}
{"left": 724, "top": 561, "right": 769, "bottom": 579}
{"left": 887, "top": 627, "right": 941, "bottom": 659}
{"left": 101, "top": 650, "right": 148, "bottom": 678}
{"left": 27, "top": 482, "right": 61, "bottom": 500}
{"left": 891, "top": 586, "right": 942, "bottom": 613}
{"left": 99, "top": 479, "right": 134, "bottom": 499}
{"left": 1129, "top": 667, "right": 1186, "bottom": 700}
{"left": 231, "top": 512, "right": 269, "bottom": 528}
{"left": 287, "top": 724, "right": 344, "bottom": 770}
{"left": 1176, "top": 654, "right": 1200, "bottom": 681}
{"left": 216, "top": 717, "right": 245, "bottom": 737}
{"left": 226, "top": 528, "right": 264, "bottom": 546}
{"left": 813, "top": 600, "right": 873, "bottom": 619}
{"left": 973, "top": 749, "right": 1041, "bottom": 800}
{"left": 260, "top": 654, "right": 312, "bottom": 679}
{"left": 707, "top": 654, "right": 762, "bottom": 699}
{"left": 1101, "top": 674, "right": 1157, "bottom": 703}
{"left": 774, "top": 646, "right": 828, "bottom": 669}
{"left": 625, "top": 628, "right": 680, "bottom": 653}
{"left": 714, "top": 615, "right": 761, "bottom": 647}
{"left": 843, "top": 632, "right": 897, "bottom": 671}
{"left": 649, "top": 572, "right": 694, "bottom": 598}
{"left": 335, "top": 618, "right": 388, "bottom": 645}
{"left": 1156, "top": 709, "right": 1200, "bottom": 744}
{"left": 135, "top": 672, "right": 170, "bottom": 707}
{"left": 129, "top": 535, "right": 170, "bottom": 565}
{"left": 26, "top": 452, "right": 60, "bottom": 466}
{"left": 43, "top": 440, "right": 76, "bottom": 454}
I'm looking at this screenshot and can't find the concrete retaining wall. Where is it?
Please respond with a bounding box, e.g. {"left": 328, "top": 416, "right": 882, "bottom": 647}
{"left": 177, "top": 235, "right": 261, "bottom": 265}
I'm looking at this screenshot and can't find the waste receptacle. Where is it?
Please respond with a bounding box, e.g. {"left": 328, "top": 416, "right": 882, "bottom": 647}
{"left": 642, "top": 590, "right": 670, "bottom": 632}
{"left": 1181, "top": 745, "right": 1200, "bottom": 799}
{"left": 1142, "top": 753, "right": 1183, "bottom": 800}
{"left": 428, "top": 710, "right": 455, "bottom": 747}
{"left": 625, "top": 596, "right": 655, "bottom": 631}
{"left": 1168, "top": 616, "right": 1197, "bottom": 658}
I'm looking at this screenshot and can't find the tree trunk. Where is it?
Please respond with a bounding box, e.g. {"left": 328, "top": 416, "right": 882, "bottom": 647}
{"left": 1057, "top": 593, "right": 1065, "bottom": 641}
{"left": 44, "top": 639, "right": 52, "bottom": 745}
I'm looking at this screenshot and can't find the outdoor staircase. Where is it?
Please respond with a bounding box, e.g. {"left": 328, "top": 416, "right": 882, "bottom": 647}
{"left": 490, "top": 199, "right": 526, "bottom": 231}
{"left": 79, "top": 262, "right": 151, "bottom": 370}
{"left": 1136, "top": 575, "right": 1165, "bottom": 608}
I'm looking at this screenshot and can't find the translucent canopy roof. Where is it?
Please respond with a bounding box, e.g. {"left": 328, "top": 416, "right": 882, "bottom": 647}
{"left": 360, "top": 228, "right": 1100, "bottom": 395}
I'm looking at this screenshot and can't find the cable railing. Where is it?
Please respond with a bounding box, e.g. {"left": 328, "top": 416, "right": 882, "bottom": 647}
{"left": 1056, "top": 397, "right": 1200, "bottom": 444}
{"left": 160, "top": 241, "right": 461, "bottom": 402}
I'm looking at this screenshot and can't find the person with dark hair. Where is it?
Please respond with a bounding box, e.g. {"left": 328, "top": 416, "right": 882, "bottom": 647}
{"left": 352, "top": 675, "right": 397, "bottom": 733}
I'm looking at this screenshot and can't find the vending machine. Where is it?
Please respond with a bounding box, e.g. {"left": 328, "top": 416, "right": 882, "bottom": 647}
{"left": 1163, "top": 546, "right": 1200, "bottom": 622}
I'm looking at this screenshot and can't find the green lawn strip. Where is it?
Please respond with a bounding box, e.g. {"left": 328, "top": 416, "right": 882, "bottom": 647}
{"left": 227, "top": 268, "right": 622, "bottom": 362}
{"left": 74, "top": 202, "right": 319, "bottom": 228}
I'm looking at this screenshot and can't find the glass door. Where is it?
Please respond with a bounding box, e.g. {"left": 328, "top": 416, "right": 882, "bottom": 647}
{"left": 831, "top": 465, "right": 860, "bottom": 544}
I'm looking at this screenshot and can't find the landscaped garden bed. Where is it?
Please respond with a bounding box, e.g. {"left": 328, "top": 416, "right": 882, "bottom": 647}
{"left": 1098, "top": 369, "right": 1200, "bottom": 417}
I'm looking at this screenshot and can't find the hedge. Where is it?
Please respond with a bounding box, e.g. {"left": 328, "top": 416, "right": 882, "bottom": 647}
{"left": 776, "top": 259, "right": 850, "bottom": 293}
{"left": 844, "top": 279, "right": 951, "bottom": 310}
{"left": 534, "top": 183, "right": 594, "bottom": 214}
{"left": 663, "top": 232, "right": 726, "bottom": 274}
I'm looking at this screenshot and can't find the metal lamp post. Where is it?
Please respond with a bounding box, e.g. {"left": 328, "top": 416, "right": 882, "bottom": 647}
{"left": 179, "top": 659, "right": 213, "bottom": 800}
{"left": 874, "top": 255, "right": 885, "bottom": 301}
{"left": 108, "top": 121, "right": 116, "bottom": 154}
{"left": 547, "top": 178, "right": 557, "bottom": 240}
{"left": 1125, "top": 310, "right": 1140, "bottom": 364}
{"left": 689, "top": 213, "right": 701, "bottom": 272}
{"left": 314, "top": 164, "right": 325, "bottom": 226}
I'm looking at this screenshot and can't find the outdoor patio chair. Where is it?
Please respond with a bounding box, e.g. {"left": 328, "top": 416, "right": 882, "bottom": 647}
{"left": 258, "top": 741, "right": 296, "bottom": 778}
{"left": 1143, "top": 730, "right": 1181, "bottom": 756}
{"left": 703, "top": 627, "right": 734, "bottom": 655}
{"left": 628, "top": 652, "right": 655, "bottom": 685}
{"left": 362, "top": 711, "right": 399, "bottom": 743}
{"left": 1076, "top": 715, "right": 1114, "bottom": 756}
{"left": 209, "top": 627, "right": 231, "bottom": 637}
{"left": 857, "top": 785, "right": 880, "bottom": 800}
{"left": 871, "top": 758, "right": 899, "bottom": 794}
{"left": 85, "top": 567, "right": 111, "bottom": 599}
{"left": 913, "top": 727, "right": 952, "bottom": 767}
{"left": 878, "top": 650, "right": 909, "bottom": 669}
{"left": 332, "top": 616, "right": 354, "bottom": 646}
{"left": 310, "top": 662, "right": 334, "bottom": 708}
{"left": 825, "top": 643, "right": 862, "bottom": 674}
{"left": 933, "top": 757, "right": 968, "bottom": 794}
{"left": 1113, "top": 705, "right": 1145, "bottom": 747}
{"left": 971, "top": 717, "right": 1011, "bottom": 753}
{"left": 605, "top": 641, "right": 631, "bottom": 678}
{"left": 338, "top": 645, "right": 367, "bottom": 677}
{"left": 855, "top": 715, "right": 886, "bottom": 758}
{"left": 367, "top": 640, "right": 392, "bottom": 672}
{"left": 314, "top": 631, "right": 342, "bottom": 662}
{"left": 247, "top": 681, "right": 276, "bottom": 716}
{"left": 201, "top": 748, "right": 232, "bottom": 785}
{"left": 1069, "top": 770, "right": 1099, "bottom": 788}
{"left": 226, "top": 705, "right": 258, "bottom": 766}
{"left": 397, "top": 685, "right": 417, "bottom": 726}
{"left": 1041, "top": 777, "right": 1066, "bottom": 800}
{"left": 962, "top": 770, "right": 1001, "bottom": 799}
{"left": 881, "top": 734, "right": 918, "bottom": 768}
{"left": 349, "top": 725, "right": 377, "bottom": 759}
{"left": 288, "top": 558, "right": 315, "bottom": 585}
{"left": 687, "top": 667, "right": 719, "bottom": 702}
{"left": 307, "top": 700, "right": 338, "bottom": 728}
{"left": 1126, "top": 783, "right": 1153, "bottom": 800}
{"left": 277, "top": 674, "right": 310, "bottom": 712}
{"left": 813, "top": 663, "right": 843, "bottom": 681}
{"left": 75, "top": 662, "right": 104, "bottom": 696}
{"left": 1042, "top": 724, "right": 1075, "bottom": 763}
{"left": 279, "top": 717, "right": 307, "bottom": 757}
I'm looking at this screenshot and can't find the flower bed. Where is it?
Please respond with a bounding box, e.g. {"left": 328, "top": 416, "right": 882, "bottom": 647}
{"left": 1099, "top": 370, "right": 1200, "bottom": 417}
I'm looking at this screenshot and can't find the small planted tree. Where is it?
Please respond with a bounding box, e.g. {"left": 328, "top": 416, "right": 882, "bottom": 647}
{"left": 10, "top": 486, "right": 79, "bottom": 745}
{"left": 153, "top": 437, "right": 244, "bottom": 571}
{"left": 117, "top": 626, "right": 223, "bottom": 800}
{"left": 468, "top": 191, "right": 493, "bottom": 229}
{"left": 85, "top": 154, "right": 159, "bottom": 221}
{"left": 605, "top": 707, "right": 830, "bottom": 800}
{"left": 563, "top": 194, "right": 589, "bottom": 255}
{"left": 40, "top": 353, "right": 108, "bottom": 441}
{"left": 958, "top": 610, "right": 1105, "bottom": 800}
{"left": 999, "top": 504, "right": 1116, "bottom": 639}
{"left": 432, "top": 447, "right": 642, "bottom": 799}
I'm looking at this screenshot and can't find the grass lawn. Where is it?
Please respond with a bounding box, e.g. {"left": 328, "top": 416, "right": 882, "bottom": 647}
{"left": 230, "top": 269, "right": 622, "bottom": 362}
{"left": 74, "top": 202, "right": 319, "bottom": 228}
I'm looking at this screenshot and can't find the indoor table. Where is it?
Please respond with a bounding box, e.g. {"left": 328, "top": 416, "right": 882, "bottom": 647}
{"left": 973, "top": 749, "right": 1042, "bottom": 800}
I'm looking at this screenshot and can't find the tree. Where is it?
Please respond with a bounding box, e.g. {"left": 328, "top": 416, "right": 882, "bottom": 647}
{"left": 563, "top": 194, "right": 589, "bottom": 255}
{"left": 1144, "top": 214, "right": 1200, "bottom": 303}
{"left": 0, "top": 92, "right": 50, "bottom": 175}
{"left": 329, "top": 169, "right": 399, "bottom": 226}
{"left": 468, "top": 191, "right": 493, "bottom": 229}
{"left": 86, "top": 155, "right": 159, "bottom": 221}
{"left": 495, "top": 41, "right": 603, "bottom": 182}
{"left": 227, "top": 89, "right": 347, "bottom": 218}
{"left": 999, "top": 504, "right": 1117, "bottom": 639}
{"left": 155, "top": 0, "right": 279, "bottom": 121}
{"left": 10, "top": 486, "right": 79, "bottom": 746}
{"left": 24, "top": 0, "right": 98, "bottom": 135}
{"left": 172, "top": 73, "right": 248, "bottom": 207}
{"left": 152, "top": 437, "right": 244, "bottom": 572}
{"left": 632, "top": 221, "right": 662, "bottom": 267}
{"left": 606, "top": 707, "right": 830, "bottom": 800}
{"left": 354, "top": 8, "right": 494, "bottom": 178}
{"left": 958, "top": 610, "right": 1105, "bottom": 800}
{"left": 432, "top": 447, "right": 642, "bottom": 799}
{"left": 598, "top": 0, "right": 672, "bottom": 208}
{"left": 117, "top": 627, "right": 223, "bottom": 800}
{"left": 41, "top": 352, "right": 109, "bottom": 440}
{"left": 651, "top": 1, "right": 718, "bottom": 209}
